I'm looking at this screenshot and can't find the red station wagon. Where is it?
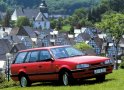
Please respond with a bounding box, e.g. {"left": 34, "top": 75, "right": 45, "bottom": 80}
{"left": 10, "top": 45, "right": 113, "bottom": 87}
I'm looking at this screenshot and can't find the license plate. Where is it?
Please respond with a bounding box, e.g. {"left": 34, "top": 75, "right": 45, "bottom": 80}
{"left": 94, "top": 68, "right": 106, "bottom": 74}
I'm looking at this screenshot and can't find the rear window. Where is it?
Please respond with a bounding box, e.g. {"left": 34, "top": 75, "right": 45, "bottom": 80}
{"left": 14, "top": 52, "right": 27, "bottom": 64}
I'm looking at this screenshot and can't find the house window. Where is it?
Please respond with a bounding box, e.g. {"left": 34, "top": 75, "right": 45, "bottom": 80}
{"left": 95, "top": 48, "right": 100, "bottom": 55}
{"left": 108, "top": 46, "right": 117, "bottom": 57}
{"left": 44, "top": 22, "right": 47, "bottom": 29}
{"left": 51, "top": 42, "right": 55, "bottom": 46}
{"left": 44, "top": 41, "right": 49, "bottom": 47}
{"left": 44, "top": 22, "right": 46, "bottom": 27}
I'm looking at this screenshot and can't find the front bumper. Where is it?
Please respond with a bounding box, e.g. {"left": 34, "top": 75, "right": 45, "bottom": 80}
{"left": 71, "top": 64, "right": 113, "bottom": 79}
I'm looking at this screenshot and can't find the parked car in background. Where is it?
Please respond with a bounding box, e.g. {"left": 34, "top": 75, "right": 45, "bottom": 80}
{"left": 10, "top": 45, "right": 113, "bottom": 87}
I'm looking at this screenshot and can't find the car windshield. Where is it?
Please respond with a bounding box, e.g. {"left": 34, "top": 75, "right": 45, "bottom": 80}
{"left": 50, "top": 46, "right": 85, "bottom": 59}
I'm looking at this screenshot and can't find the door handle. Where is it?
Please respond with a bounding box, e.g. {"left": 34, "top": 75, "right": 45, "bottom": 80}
{"left": 23, "top": 66, "right": 26, "bottom": 68}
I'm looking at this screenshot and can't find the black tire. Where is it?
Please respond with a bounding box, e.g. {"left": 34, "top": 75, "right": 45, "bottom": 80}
{"left": 96, "top": 75, "right": 105, "bottom": 82}
{"left": 60, "top": 71, "right": 73, "bottom": 86}
{"left": 19, "top": 75, "right": 31, "bottom": 87}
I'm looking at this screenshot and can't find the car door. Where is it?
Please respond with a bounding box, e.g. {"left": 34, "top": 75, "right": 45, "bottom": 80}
{"left": 23, "top": 51, "right": 40, "bottom": 81}
{"left": 11, "top": 52, "right": 28, "bottom": 79}
{"left": 37, "top": 50, "right": 57, "bottom": 81}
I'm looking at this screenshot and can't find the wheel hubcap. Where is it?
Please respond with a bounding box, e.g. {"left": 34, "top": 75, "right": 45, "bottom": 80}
{"left": 21, "top": 77, "right": 27, "bottom": 87}
{"left": 63, "top": 73, "right": 68, "bottom": 85}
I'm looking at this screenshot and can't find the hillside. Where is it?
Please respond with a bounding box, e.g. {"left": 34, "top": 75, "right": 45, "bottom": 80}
{"left": 0, "top": 0, "right": 101, "bottom": 14}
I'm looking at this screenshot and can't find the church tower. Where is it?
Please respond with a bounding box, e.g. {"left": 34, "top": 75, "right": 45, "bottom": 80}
{"left": 39, "top": 0, "right": 49, "bottom": 18}
{"left": 34, "top": 0, "right": 50, "bottom": 30}
{"left": 39, "top": 0, "right": 48, "bottom": 13}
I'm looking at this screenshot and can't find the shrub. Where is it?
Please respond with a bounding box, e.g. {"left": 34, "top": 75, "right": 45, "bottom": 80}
{"left": 119, "top": 56, "right": 124, "bottom": 69}
{"left": 0, "top": 72, "right": 5, "bottom": 83}
{"left": 0, "top": 72, "right": 19, "bottom": 89}
{"left": 74, "top": 42, "right": 92, "bottom": 51}
{"left": 121, "top": 56, "right": 124, "bottom": 62}
{"left": 0, "top": 80, "right": 19, "bottom": 89}
{"left": 120, "top": 62, "right": 124, "bottom": 69}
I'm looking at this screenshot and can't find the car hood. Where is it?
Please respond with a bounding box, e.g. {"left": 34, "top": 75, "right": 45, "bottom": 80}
{"left": 57, "top": 56, "right": 109, "bottom": 64}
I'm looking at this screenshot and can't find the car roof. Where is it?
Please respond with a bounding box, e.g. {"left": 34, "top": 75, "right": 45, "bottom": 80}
{"left": 19, "top": 45, "right": 70, "bottom": 52}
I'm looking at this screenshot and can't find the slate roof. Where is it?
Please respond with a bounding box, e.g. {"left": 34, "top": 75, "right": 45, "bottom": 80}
{"left": 55, "top": 32, "right": 75, "bottom": 45}
{"left": 9, "top": 27, "right": 20, "bottom": 35}
{"left": 11, "top": 26, "right": 36, "bottom": 38}
{"left": 35, "top": 12, "right": 48, "bottom": 21}
{"left": 78, "top": 33, "right": 91, "bottom": 41}
{"left": 9, "top": 35, "right": 21, "bottom": 44}
{"left": 94, "top": 37, "right": 103, "bottom": 48}
{"left": 10, "top": 26, "right": 36, "bottom": 38}
{"left": 0, "top": 39, "right": 12, "bottom": 61}
{"left": 119, "top": 38, "right": 124, "bottom": 44}
{"left": 22, "top": 26, "right": 36, "bottom": 38}
{"left": 15, "top": 8, "right": 39, "bottom": 20}
{"left": 10, "top": 43, "right": 27, "bottom": 53}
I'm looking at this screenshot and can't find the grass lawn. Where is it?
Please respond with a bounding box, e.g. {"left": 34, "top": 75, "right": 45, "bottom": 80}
{"left": 1, "top": 69, "right": 124, "bottom": 90}
{"left": 60, "top": 25, "right": 71, "bottom": 32}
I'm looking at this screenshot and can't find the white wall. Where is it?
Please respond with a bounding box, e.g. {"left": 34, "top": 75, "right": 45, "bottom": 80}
{"left": 0, "top": 61, "right": 6, "bottom": 70}
{"left": 11, "top": 9, "right": 17, "bottom": 21}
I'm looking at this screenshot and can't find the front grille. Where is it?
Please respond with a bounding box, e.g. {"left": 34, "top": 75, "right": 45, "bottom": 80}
{"left": 90, "top": 62, "right": 106, "bottom": 69}
{"left": 91, "top": 63, "right": 101, "bottom": 67}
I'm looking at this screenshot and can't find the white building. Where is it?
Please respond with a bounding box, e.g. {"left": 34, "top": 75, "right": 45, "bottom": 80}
{"left": 11, "top": 0, "right": 50, "bottom": 30}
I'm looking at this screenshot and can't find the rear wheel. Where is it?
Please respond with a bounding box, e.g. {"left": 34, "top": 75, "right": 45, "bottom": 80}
{"left": 96, "top": 75, "right": 105, "bottom": 82}
{"left": 20, "top": 75, "right": 31, "bottom": 87}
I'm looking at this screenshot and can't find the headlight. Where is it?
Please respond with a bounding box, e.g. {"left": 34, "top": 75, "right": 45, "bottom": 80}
{"left": 76, "top": 64, "right": 90, "bottom": 69}
{"left": 104, "top": 59, "right": 113, "bottom": 64}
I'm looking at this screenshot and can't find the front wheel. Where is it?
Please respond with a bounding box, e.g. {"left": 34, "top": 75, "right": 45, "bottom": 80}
{"left": 60, "top": 71, "right": 73, "bottom": 86}
{"left": 62, "top": 72, "right": 69, "bottom": 86}
{"left": 20, "top": 76, "right": 31, "bottom": 87}
{"left": 59, "top": 71, "right": 71, "bottom": 86}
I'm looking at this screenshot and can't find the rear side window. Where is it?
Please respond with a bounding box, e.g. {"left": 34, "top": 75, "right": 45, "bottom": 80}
{"left": 25, "top": 52, "right": 31, "bottom": 63}
{"left": 14, "top": 52, "right": 27, "bottom": 64}
{"left": 29, "top": 51, "right": 39, "bottom": 62}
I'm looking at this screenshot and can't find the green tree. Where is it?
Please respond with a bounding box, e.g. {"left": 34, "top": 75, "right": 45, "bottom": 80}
{"left": 69, "top": 25, "right": 74, "bottom": 34}
{"left": 50, "top": 19, "right": 57, "bottom": 29}
{"left": 96, "top": 13, "right": 124, "bottom": 44}
{"left": 16, "top": 16, "right": 30, "bottom": 27}
{"left": 56, "top": 17, "right": 63, "bottom": 30}
{"left": 2, "top": 10, "right": 11, "bottom": 27}
{"left": 73, "top": 8, "right": 87, "bottom": 19}
{"left": 88, "top": 0, "right": 124, "bottom": 23}
{"left": 96, "top": 13, "right": 124, "bottom": 69}
{"left": 108, "top": 0, "right": 124, "bottom": 12}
